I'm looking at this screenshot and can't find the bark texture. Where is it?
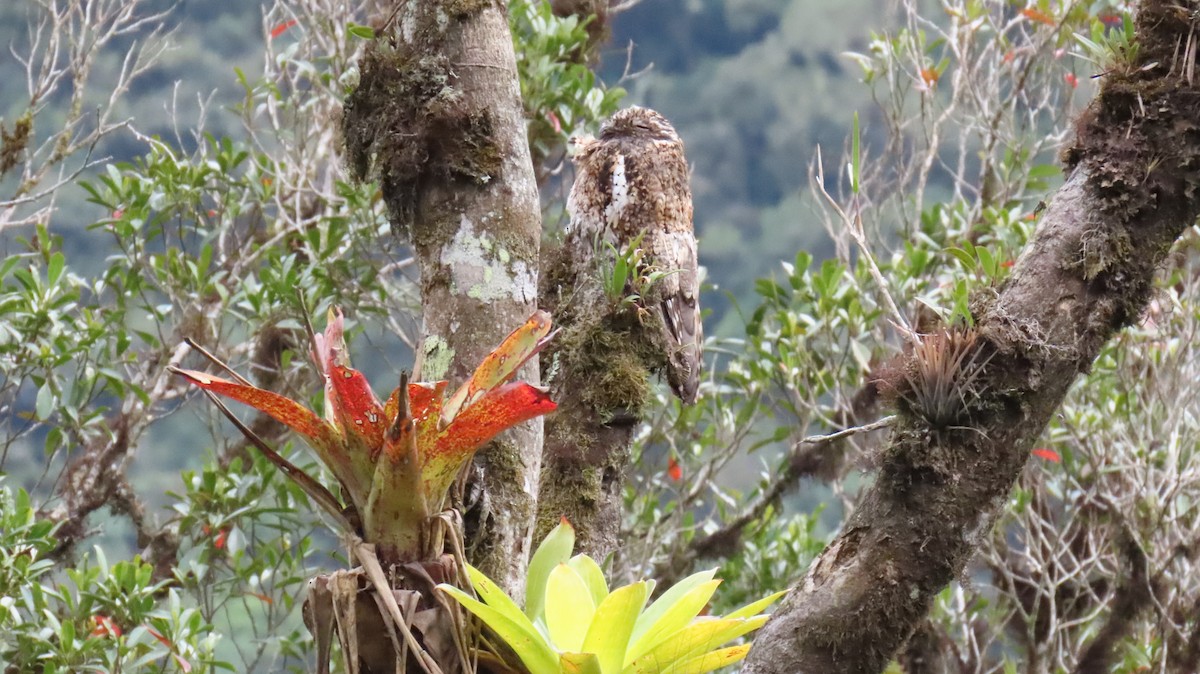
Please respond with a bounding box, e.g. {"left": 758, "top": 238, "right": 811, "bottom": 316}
{"left": 342, "top": 0, "right": 543, "bottom": 595}
{"left": 535, "top": 243, "right": 670, "bottom": 557}
{"left": 743, "top": 2, "right": 1200, "bottom": 672}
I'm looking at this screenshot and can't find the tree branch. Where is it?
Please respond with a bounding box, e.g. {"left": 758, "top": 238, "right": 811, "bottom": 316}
{"left": 1072, "top": 528, "right": 1157, "bottom": 674}
{"left": 743, "top": 2, "right": 1200, "bottom": 671}
{"left": 657, "top": 415, "right": 895, "bottom": 582}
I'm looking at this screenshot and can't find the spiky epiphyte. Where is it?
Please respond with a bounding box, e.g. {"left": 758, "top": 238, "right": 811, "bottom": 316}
{"left": 894, "top": 328, "right": 992, "bottom": 429}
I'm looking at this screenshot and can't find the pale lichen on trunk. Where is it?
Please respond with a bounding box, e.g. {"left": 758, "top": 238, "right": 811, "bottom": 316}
{"left": 743, "top": 1, "right": 1200, "bottom": 672}
{"left": 342, "top": 0, "right": 543, "bottom": 597}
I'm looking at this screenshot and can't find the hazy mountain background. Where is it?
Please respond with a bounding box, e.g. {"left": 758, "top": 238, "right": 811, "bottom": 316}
{"left": 1, "top": 0, "right": 893, "bottom": 326}
{"left": 0, "top": 0, "right": 896, "bottom": 531}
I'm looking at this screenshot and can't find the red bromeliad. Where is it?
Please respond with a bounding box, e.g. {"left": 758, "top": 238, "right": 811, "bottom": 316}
{"left": 171, "top": 309, "right": 556, "bottom": 562}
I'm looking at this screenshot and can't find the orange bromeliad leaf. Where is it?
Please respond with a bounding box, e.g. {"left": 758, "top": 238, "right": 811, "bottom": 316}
{"left": 424, "top": 381, "right": 556, "bottom": 498}
{"left": 314, "top": 309, "right": 386, "bottom": 490}
{"left": 170, "top": 369, "right": 333, "bottom": 445}
{"left": 441, "top": 310, "right": 555, "bottom": 427}
{"left": 174, "top": 308, "right": 558, "bottom": 563}
{"left": 169, "top": 367, "right": 371, "bottom": 512}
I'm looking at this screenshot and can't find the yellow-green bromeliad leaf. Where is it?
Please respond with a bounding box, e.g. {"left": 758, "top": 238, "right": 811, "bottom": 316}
{"left": 657, "top": 645, "right": 753, "bottom": 674}
{"left": 437, "top": 582, "right": 558, "bottom": 674}
{"left": 438, "top": 536, "right": 788, "bottom": 674}
{"left": 560, "top": 652, "right": 603, "bottom": 674}
{"left": 568, "top": 553, "right": 612, "bottom": 612}
{"left": 625, "top": 616, "right": 768, "bottom": 674}
{"left": 526, "top": 518, "right": 577, "bottom": 622}
{"left": 627, "top": 569, "right": 718, "bottom": 660}
{"left": 582, "top": 580, "right": 649, "bottom": 674}
{"left": 546, "top": 563, "right": 596, "bottom": 652}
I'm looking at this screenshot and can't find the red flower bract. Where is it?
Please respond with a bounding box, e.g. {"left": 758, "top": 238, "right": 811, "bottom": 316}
{"left": 667, "top": 456, "right": 683, "bottom": 482}
{"left": 1032, "top": 448, "right": 1061, "bottom": 463}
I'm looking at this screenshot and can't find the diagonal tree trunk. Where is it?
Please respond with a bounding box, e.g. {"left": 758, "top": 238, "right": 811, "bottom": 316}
{"left": 743, "top": 1, "right": 1200, "bottom": 672}
{"left": 343, "top": 0, "right": 542, "bottom": 597}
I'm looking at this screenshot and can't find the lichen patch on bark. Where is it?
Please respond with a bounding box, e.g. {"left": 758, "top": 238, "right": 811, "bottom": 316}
{"left": 440, "top": 215, "right": 537, "bottom": 304}
{"left": 419, "top": 335, "right": 454, "bottom": 382}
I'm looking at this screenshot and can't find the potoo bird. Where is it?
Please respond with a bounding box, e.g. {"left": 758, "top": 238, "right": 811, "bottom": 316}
{"left": 566, "top": 106, "right": 702, "bottom": 403}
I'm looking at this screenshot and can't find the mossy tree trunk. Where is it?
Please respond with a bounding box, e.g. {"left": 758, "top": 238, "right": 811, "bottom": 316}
{"left": 535, "top": 249, "right": 668, "bottom": 558}
{"left": 343, "top": 0, "right": 543, "bottom": 597}
{"left": 742, "top": 2, "right": 1200, "bottom": 672}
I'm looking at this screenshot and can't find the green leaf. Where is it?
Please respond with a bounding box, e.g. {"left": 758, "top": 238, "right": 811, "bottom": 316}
{"left": 526, "top": 518, "right": 576, "bottom": 621}
{"left": 35, "top": 382, "right": 54, "bottom": 421}
{"left": 1028, "top": 163, "right": 1061, "bottom": 179}
{"left": 946, "top": 246, "right": 977, "bottom": 272}
{"left": 628, "top": 575, "right": 721, "bottom": 662}
{"left": 347, "top": 23, "right": 375, "bottom": 39}
{"left": 582, "top": 580, "right": 648, "bottom": 674}
{"left": 46, "top": 252, "right": 65, "bottom": 286}
{"left": 567, "top": 553, "right": 609, "bottom": 607}
{"left": 659, "top": 645, "right": 752, "bottom": 674}
{"left": 723, "top": 589, "right": 787, "bottom": 620}
{"left": 625, "top": 616, "right": 768, "bottom": 674}
{"left": 977, "top": 246, "right": 996, "bottom": 278}
{"left": 438, "top": 583, "right": 558, "bottom": 674}
{"left": 561, "top": 652, "right": 603, "bottom": 674}
{"left": 545, "top": 563, "right": 595, "bottom": 652}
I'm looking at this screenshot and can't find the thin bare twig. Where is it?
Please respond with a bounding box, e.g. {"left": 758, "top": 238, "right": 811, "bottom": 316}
{"left": 656, "top": 416, "right": 896, "bottom": 582}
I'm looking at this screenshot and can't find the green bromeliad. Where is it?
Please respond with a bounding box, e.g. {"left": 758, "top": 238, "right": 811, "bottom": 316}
{"left": 438, "top": 519, "right": 786, "bottom": 674}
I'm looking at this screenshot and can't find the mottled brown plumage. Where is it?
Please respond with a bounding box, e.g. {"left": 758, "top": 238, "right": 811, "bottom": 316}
{"left": 566, "top": 106, "right": 702, "bottom": 403}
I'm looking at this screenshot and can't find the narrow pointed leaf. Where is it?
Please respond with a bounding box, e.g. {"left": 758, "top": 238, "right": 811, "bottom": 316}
{"left": 582, "top": 580, "right": 649, "bottom": 674}
{"left": 466, "top": 563, "right": 528, "bottom": 626}
{"left": 545, "top": 564, "right": 595, "bottom": 652}
{"left": 380, "top": 379, "right": 417, "bottom": 465}
{"left": 626, "top": 580, "right": 722, "bottom": 662}
{"left": 526, "top": 518, "right": 576, "bottom": 621}
{"left": 198, "top": 391, "right": 356, "bottom": 534}
{"left": 170, "top": 368, "right": 335, "bottom": 446}
{"left": 182, "top": 337, "right": 253, "bottom": 386}
{"left": 567, "top": 554, "right": 609, "bottom": 607}
{"left": 658, "top": 645, "right": 752, "bottom": 674}
{"left": 723, "top": 589, "right": 787, "bottom": 620}
{"left": 437, "top": 584, "right": 558, "bottom": 674}
{"left": 442, "top": 310, "right": 554, "bottom": 425}
{"left": 625, "top": 616, "right": 768, "bottom": 674}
